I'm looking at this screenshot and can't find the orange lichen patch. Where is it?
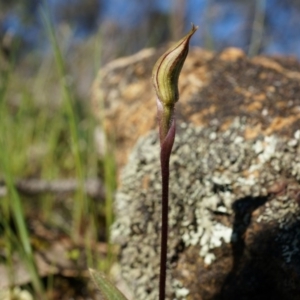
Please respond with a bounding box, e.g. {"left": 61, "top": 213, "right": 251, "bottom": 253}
{"left": 243, "top": 169, "right": 260, "bottom": 179}
{"left": 121, "top": 81, "right": 151, "bottom": 102}
{"left": 276, "top": 101, "right": 289, "bottom": 109}
{"left": 264, "top": 116, "right": 299, "bottom": 135}
{"left": 219, "top": 47, "right": 245, "bottom": 62}
{"left": 252, "top": 56, "right": 284, "bottom": 73}
{"left": 142, "top": 175, "right": 150, "bottom": 190}
{"left": 121, "top": 100, "right": 155, "bottom": 138}
{"left": 267, "top": 180, "right": 287, "bottom": 196}
{"left": 183, "top": 85, "right": 200, "bottom": 99}
{"left": 245, "top": 101, "right": 263, "bottom": 112}
{"left": 189, "top": 105, "right": 217, "bottom": 126}
{"left": 180, "top": 67, "right": 209, "bottom": 102}
{"left": 204, "top": 105, "right": 217, "bottom": 116}
{"left": 220, "top": 119, "right": 234, "bottom": 132}
{"left": 259, "top": 72, "right": 268, "bottom": 80}
{"left": 265, "top": 86, "right": 275, "bottom": 94}
{"left": 185, "top": 73, "right": 205, "bottom": 88}
{"left": 104, "top": 91, "right": 156, "bottom": 167}
{"left": 244, "top": 124, "right": 262, "bottom": 140}
{"left": 253, "top": 93, "right": 266, "bottom": 102}
{"left": 234, "top": 86, "right": 253, "bottom": 98}
{"left": 135, "top": 63, "right": 146, "bottom": 76}
{"left": 253, "top": 56, "right": 300, "bottom": 80}
{"left": 184, "top": 48, "right": 214, "bottom": 70}
{"left": 195, "top": 64, "right": 210, "bottom": 77}
{"left": 292, "top": 106, "right": 300, "bottom": 115}
{"left": 189, "top": 112, "right": 205, "bottom": 126}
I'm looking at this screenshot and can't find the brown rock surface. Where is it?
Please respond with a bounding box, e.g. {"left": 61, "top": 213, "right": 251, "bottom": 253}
{"left": 92, "top": 47, "right": 300, "bottom": 299}
{"left": 92, "top": 46, "right": 300, "bottom": 168}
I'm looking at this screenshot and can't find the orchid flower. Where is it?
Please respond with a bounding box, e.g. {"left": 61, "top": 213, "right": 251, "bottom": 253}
{"left": 152, "top": 24, "right": 198, "bottom": 300}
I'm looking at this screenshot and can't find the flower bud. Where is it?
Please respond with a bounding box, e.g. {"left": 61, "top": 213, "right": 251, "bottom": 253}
{"left": 152, "top": 24, "right": 198, "bottom": 143}
{"left": 152, "top": 24, "right": 198, "bottom": 109}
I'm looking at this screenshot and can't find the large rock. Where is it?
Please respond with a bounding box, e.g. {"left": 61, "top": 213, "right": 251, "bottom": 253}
{"left": 92, "top": 47, "right": 300, "bottom": 299}
{"left": 92, "top": 46, "right": 300, "bottom": 168}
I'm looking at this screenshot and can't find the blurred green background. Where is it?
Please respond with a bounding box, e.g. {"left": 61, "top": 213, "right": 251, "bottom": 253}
{"left": 0, "top": 0, "right": 300, "bottom": 299}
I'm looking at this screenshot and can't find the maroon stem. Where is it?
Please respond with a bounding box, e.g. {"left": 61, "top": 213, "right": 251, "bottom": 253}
{"left": 159, "top": 152, "right": 170, "bottom": 300}
{"left": 158, "top": 119, "right": 176, "bottom": 300}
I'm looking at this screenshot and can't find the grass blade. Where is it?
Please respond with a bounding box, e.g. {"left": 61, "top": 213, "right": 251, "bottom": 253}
{"left": 89, "top": 268, "right": 128, "bottom": 300}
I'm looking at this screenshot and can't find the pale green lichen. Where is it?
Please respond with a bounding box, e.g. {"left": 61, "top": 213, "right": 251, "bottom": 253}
{"left": 112, "top": 119, "right": 300, "bottom": 299}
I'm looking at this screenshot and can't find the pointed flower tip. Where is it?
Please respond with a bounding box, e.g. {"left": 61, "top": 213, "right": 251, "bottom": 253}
{"left": 152, "top": 24, "right": 198, "bottom": 109}
{"left": 185, "top": 23, "right": 198, "bottom": 41}
{"left": 191, "top": 23, "right": 199, "bottom": 33}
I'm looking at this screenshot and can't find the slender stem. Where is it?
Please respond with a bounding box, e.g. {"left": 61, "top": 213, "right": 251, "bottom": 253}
{"left": 159, "top": 152, "right": 170, "bottom": 300}
{"left": 153, "top": 25, "right": 197, "bottom": 300}
{"left": 158, "top": 119, "right": 175, "bottom": 300}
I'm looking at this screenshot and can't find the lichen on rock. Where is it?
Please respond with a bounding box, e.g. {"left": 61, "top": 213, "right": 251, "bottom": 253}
{"left": 112, "top": 118, "right": 300, "bottom": 299}
{"left": 93, "top": 46, "right": 300, "bottom": 299}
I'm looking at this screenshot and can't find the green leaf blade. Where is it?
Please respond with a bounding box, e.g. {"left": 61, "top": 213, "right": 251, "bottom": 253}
{"left": 89, "top": 268, "right": 129, "bottom": 300}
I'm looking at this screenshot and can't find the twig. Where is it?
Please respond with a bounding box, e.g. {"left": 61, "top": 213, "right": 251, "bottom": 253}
{"left": 248, "top": 0, "right": 266, "bottom": 57}
{"left": 0, "top": 178, "right": 104, "bottom": 199}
